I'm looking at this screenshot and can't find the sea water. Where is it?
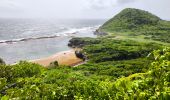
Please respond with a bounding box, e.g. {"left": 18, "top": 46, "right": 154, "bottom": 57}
{"left": 0, "top": 18, "right": 105, "bottom": 64}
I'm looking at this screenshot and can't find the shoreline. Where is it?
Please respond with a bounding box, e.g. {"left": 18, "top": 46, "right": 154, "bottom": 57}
{"left": 30, "top": 49, "right": 83, "bottom": 67}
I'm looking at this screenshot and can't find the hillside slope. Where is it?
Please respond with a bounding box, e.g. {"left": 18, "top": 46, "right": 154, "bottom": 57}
{"left": 101, "top": 8, "right": 160, "bottom": 31}
{"left": 100, "top": 8, "right": 170, "bottom": 43}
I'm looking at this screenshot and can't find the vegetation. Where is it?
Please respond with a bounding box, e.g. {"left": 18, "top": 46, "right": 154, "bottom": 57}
{"left": 0, "top": 8, "right": 170, "bottom": 99}
{"left": 68, "top": 37, "right": 101, "bottom": 48}
{"left": 101, "top": 8, "right": 160, "bottom": 31}
{"left": 48, "top": 61, "right": 59, "bottom": 69}
{"left": 69, "top": 37, "right": 162, "bottom": 78}
{"left": 0, "top": 47, "right": 170, "bottom": 99}
{"left": 100, "top": 8, "right": 170, "bottom": 43}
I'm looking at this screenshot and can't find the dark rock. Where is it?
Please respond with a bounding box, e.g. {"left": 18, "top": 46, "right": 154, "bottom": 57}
{"left": 75, "top": 50, "right": 87, "bottom": 61}
{"left": 94, "top": 29, "right": 107, "bottom": 36}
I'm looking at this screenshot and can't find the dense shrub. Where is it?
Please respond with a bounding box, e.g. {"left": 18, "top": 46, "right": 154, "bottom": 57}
{"left": 82, "top": 39, "right": 161, "bottom": 63}
{"left": 68, "top": 37, "right": 101, "bottom": 48}
{"left": 48, "top": 61, "right": 59, "bottom": 69}
{"left": 0, "top": 48, "right": 169, "bottom": 99}
{"left": 0, "top": 58, "right": 5, "bottom": 65}
{"left": 12, "top": 61, "right": 44, "bottom": 78}
{"left": 0, "top": 65, "right": 13, "bottom": 81}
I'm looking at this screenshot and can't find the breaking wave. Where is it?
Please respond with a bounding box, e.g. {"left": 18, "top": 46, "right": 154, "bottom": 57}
{"left": 0, "top": 25, "right": 100, "bottom": 44}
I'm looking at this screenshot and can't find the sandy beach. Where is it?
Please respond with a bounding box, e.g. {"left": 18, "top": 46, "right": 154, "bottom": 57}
{"left": 31, "top": 49, "right": 83, "bottom": 67}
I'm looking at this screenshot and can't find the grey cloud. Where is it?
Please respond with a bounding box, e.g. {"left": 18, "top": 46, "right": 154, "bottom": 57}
{"left": 0, "top": 0, "right": 23, "bottom": 12}
{"left": 117, "top": 0, "right": 136, "bottom": 4}
{"left": 0, "top": 0, "right": 169, "bottom": 19}
{"left": 84, "top": 0, "right": 138, "bottom": 10}
{"left": 84, "top": 0, "right": 117, "bottom": 10}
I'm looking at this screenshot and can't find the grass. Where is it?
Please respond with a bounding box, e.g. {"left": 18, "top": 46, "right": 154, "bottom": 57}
{"left": 106, "top": 32, "right": 170, "bottom": 46}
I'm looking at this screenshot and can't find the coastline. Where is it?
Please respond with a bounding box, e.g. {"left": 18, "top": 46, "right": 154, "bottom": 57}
{"left": 30, "top": 49, "right": 83, "bottom": 67}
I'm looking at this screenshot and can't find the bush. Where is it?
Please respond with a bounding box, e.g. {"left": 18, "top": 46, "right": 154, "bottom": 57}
{"left": 0, "top": 58, "right": 5, "bottom": 65}
{"left": 68, "top": 37, "right": 101, "bottom": 48}
{"left": 0, "top": 65, "right": 13, "bottom": 81}
{"left": 48, "top": 61, "right": 59, "bottom": 69}
{"left": 12, "top": 61, "right": 44, "bottom": 78}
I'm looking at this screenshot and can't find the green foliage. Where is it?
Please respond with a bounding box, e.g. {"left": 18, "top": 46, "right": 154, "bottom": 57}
{"left": 82, "top": 38, "right": 161, "bottom": 63}
{"left": 101, "top": 8, "right": 160, "bottom": 32}
{"left": 115, "top": 48, "right": 170, "bottom": 100}
{"left": 68, "top": 37, "right": 101, "bottom": 48}
{"left": 100, "top": 8, "right": 170, "bottom": 43}
{"left": 12, "top": 61, "right": 44, "bottom": 78}
{"left": 0, "top": 65, "right": 13, "bottom": 81}
{"left": 67, "top": 37, "right": 162, "bottom": 78}
{"left": 0, "top": 47, "right": 169, "bottom": 99}
{"left": 0, "top": 78, "right": 7, "bottom": 91}
{"left": 74, "top": 58, "right": 151, "bottom": 78}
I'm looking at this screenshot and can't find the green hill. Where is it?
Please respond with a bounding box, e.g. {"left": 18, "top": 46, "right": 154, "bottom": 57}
{"left": 100, "top": 8, "right": 170, "bottom": 43}
{"left": 101, "top": 8, "right": 160, "bottom": 31}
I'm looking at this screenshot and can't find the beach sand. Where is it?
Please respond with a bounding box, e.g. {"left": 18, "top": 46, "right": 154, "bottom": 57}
{"left": 31, "top": 50, "right": 83, "bottom": 67}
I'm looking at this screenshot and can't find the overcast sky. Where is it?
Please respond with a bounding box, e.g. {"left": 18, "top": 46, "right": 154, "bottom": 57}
{"left": 0, "top": 0, "right": 170, "bottom": 19}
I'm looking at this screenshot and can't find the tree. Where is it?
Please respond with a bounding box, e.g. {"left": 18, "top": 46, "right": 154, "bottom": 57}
{"left": 0, "top": 58, "right": 5, "bottom": 65}
{"left": 48, "top": 61, "right": 59, "bottom": 69}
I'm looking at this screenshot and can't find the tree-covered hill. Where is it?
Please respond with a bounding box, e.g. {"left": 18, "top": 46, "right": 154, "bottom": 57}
{"left": 100, "top": 8, "right": 170, "bottom": 43}
{"left": 101, "top": 8, "right": 160, "bottom": 31}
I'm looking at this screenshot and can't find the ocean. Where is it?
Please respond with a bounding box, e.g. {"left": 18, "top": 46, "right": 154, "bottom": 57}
{"left": 0, "top": 18, "right": 105, "bottom": 64}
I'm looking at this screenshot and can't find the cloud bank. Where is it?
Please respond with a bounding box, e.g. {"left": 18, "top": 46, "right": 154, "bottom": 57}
{"left": 0, "top": 0, "right": 169, "bottom": 20}
{"left": 84, "top": 0, "right": 138, "bottom": 10}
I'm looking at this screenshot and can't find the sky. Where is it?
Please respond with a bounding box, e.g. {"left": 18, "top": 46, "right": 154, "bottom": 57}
{"left": 0, "top": 0, "right": 170, "bottom": 20}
